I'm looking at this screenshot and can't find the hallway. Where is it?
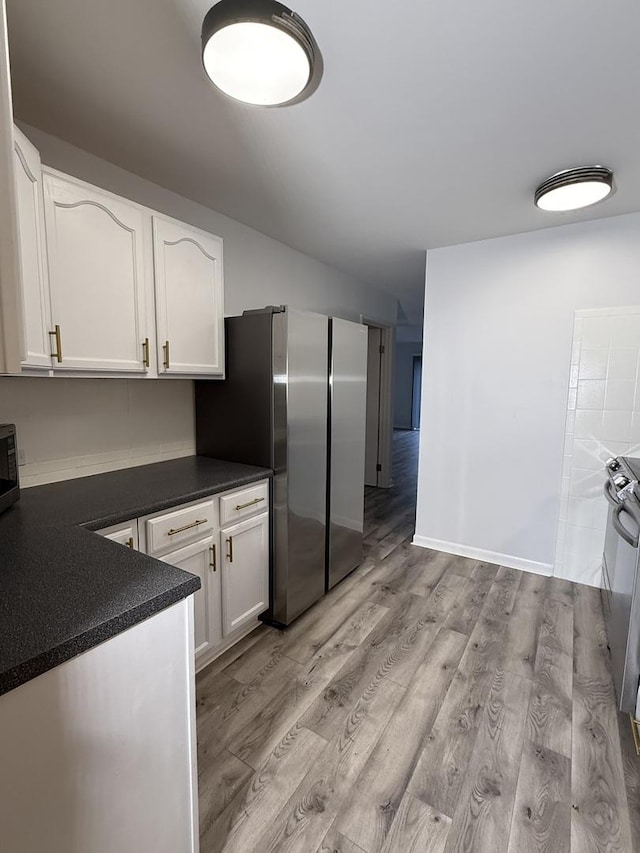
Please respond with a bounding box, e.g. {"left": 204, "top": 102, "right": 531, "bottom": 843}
{"left": 196, "top": 430, "right": 637, "bottom": 852}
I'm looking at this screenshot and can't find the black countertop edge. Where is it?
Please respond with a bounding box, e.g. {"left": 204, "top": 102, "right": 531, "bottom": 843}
{"left": 1, "top": 576, "right": 200, "bottom": 697}
{"left": 78, "top": 470, "right": 272, "bottom": 531}
{"left": 0, "top": 456, "right": 273, "bottom": 699}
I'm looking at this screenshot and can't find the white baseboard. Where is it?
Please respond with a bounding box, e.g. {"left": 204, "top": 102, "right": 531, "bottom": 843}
{"left": 411, "top": 535, "right": 553, "bottom": 577}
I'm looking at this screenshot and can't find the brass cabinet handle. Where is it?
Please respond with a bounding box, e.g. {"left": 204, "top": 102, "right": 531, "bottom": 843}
{"left": 209, "top": 543, "right": 217, "bottom": 572}
{"left": 226, "top": 536, "right": 233, "bottom": 563}
{"left": 49, "top": 325, "right": 63, "bottom": 363}
{"left": 167, "top": 518, "right": 208, "bottom": 536}
{"left": 163, "top": 340, "right": 170, "bottom": 369}
{"left": 126, "top": 537, "right": 135, "bottom": 549}
{"left": 142, "top": 337, "right": 150, "bottom": 368}
{"left": 631, "top": 714, "right": 640, "bottom": 756}
{"left": 235, "top": 497, "right": 265, "bottom": 511}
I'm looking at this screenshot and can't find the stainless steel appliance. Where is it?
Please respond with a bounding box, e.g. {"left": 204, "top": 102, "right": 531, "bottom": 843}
{"left": 602, "top": 455, "right": 640, "bottom": 714}
{"left": 195, "top": 307, "right": 368, "bottom": 626}
{"left": 0, "top": 424, "right": 20, "bottom": 515}
{"left": 327, "top": 318, "right": 368, "bottom": 591}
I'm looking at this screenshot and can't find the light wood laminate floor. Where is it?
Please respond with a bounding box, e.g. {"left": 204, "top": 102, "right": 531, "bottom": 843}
{"left": 196, "top": 430, "right": 637, "bottom": 853}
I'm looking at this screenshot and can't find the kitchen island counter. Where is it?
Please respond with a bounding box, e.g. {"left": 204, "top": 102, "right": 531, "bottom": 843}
{"left": 0, "top": 456, "right": 272, "bottom": 697}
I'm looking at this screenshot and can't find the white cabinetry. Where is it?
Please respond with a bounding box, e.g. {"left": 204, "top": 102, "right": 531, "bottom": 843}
{"left": 144, "top": 498, "right": 216, "bottom": 557}
{"left": 221, "top": 512, "right": 269, "bottom": 636}
{"left": 0, "top": 6, "right": 23, "bottom": 375}
{"left": 97, "top": 520, "right": 139, "bottom": 550}
{"left": 99, "top": 480, "right": 270, "bottom": 670}
{"left": 42, "top": 170, "right": 152, "bottom": 374}
{"left": 159, "top": 537, "right": 221, "bottom": 660}
{"left": 13, "top": 126, "right": 51, "bottom": 370}
{"left": 2, "top": 124, "right": 225, "bottom": 377}
{"left": 153, "top": 215, "right": 224, "bottom": 377}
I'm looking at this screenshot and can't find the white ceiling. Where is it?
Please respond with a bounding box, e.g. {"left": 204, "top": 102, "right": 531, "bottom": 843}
{"left": 6, "top": 0, "right": 640, "bottom": 324}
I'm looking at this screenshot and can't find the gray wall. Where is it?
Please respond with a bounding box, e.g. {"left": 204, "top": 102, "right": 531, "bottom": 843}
{"left": 394, "top": 342, "right": 422, "bottom": 429}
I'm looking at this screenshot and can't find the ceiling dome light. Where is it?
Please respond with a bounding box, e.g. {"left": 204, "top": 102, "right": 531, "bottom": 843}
{"left": 535, "top": 166, "right": 614, "bottom": 212}
{"left": 201, "top": 0, "right": 323, "bottom": 107}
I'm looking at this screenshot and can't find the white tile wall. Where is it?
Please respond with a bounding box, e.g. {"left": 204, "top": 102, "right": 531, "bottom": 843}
{"left": 0, "top": 377, "right": 196, "bottom": 487}
{"left": 554, "top": 306, "right": 640, "bottom": 586}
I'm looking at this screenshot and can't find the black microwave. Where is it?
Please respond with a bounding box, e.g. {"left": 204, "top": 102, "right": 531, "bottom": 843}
{"left": 0, "top": 424, "right": 20, "bottom": 514}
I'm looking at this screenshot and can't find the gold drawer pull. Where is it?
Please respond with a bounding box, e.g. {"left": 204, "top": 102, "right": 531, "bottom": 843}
{"left": 235, "top": 497, "right": 265, "bottom": 511}
{"left": 142, "top": 337, "right": 150, "bottom": 368}
{"left": 167, "top": 518, "right": 208, "bottom": 536}
{"left": 127, "top": 537, "right": 135, "bottom": 549}
{"left": 226, "top": 536, "right": 233, "bottom": 563}
{"left": 163, "top": 340, "right": 170, "bottom": 369}
{"left": 49, "top": 324, "right": 63, "bottom": 363}
{"left": 209, "top": 543, "right": 217, "bottom": 572}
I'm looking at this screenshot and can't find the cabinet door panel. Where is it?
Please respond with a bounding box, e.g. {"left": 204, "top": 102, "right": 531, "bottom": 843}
{"left": 159, "top": 537, "right": 221, "bottom": 660}
{"left": 153, "top": 216, "right": 224, "bottom": 376}
{"left": 13, "top": 126, "right": 51, "bottom": 369}
{"left": 97, "top": 520, "right": 139, "bottom": 550}
{"left": 221, "top": 513, "right": 268, "bottom": 636}
{"left": 43, "top": 172, "right": 149, "bottom": 373}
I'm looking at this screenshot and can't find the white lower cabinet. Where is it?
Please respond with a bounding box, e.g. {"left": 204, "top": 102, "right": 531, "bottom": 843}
{"left": 99, "top": 480, "right": 270, "bottom": 669}
{"left": 221, "top": 513, "right": 269, "bottom": 637}
{"left": 159, "top": 536, "right": 221, "bottom": 661}
{"left": 97, "top": 520, "right": 139, "bottom": 550}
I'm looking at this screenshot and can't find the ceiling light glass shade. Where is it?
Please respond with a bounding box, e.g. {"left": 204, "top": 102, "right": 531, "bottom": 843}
{"left": 201, "top": 0, "right": 323, "bottom": 107}
{"left": 535, "top": 166, "right": 614, "bottom": 212}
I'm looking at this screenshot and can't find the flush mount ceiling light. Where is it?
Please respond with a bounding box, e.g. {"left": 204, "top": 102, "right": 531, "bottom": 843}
{"left": 534, "top": 166, "right": 614, "bottom": 212}
{"left": 201, "top": 0, "right": 323, "bottom": 107}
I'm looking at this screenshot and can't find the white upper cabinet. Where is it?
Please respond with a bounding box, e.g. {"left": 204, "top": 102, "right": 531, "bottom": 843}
{"left": 13, "top": 126, "right": 51, "bottom": 370}
{"left": 0, "top": 9, "right": 24, "bottom": 375}
{"left": 152, "top": 215, "right": 224, "bottom": 377}
{"left": 42, "top": 170, "right": 151, "bottom": 374}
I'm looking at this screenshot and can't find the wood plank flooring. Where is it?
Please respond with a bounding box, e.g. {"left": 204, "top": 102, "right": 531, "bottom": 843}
{"left": 196, "top": 430, "right": 636, "bottom": 853}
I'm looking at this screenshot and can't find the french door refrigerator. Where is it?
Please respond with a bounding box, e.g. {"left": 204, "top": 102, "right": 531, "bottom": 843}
{"left": 195, "top": 307, "right": 367, "bottom": 626}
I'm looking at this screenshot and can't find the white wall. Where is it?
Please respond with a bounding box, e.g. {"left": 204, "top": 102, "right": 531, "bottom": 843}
{"left": 0, "top": 125, "right": 397, "bottom": 486}
{"left": 414, "top": 212, "right": 640, "bottom": 578}
{"left": 0, "top": 376, "right": 195, "bottom": 487}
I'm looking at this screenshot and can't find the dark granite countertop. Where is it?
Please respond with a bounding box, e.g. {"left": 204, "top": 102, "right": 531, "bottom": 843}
{"left": 0, "top": 456, "right": 272, "bottom": 697}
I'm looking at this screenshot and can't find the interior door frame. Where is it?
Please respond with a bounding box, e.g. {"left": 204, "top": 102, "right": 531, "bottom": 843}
{"left": 360, "top": 315, "right": 395, "bottom": 489}
{"left": 411, "top": 354, "right": 422, "bottom": 430}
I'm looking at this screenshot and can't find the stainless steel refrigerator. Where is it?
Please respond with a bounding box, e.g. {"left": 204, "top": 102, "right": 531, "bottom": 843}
{"left": 195, "top": 306, "right": 368, "bottom": 626}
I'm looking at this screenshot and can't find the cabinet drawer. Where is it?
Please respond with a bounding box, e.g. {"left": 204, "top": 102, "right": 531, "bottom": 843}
{"left": 219, "top": 481, "right": 269, "bottom": 527}
{"left": 145, "top": 499, "right": 216, "bottom": 556}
